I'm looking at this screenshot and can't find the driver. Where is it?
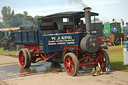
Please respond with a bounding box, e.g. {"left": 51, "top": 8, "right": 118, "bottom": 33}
{"left": 76, "top": 20, "right": 86, "bottom": 32}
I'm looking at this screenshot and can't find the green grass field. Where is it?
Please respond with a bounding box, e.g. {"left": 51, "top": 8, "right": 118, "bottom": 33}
{"left": 0, "top": 45, "right": 128, "bottom": 71}
{"left": 0, "top": 47, "right": 18, "bottom": 57}
{"left": 106, "top": 45, "right": 128, "bottom": 71}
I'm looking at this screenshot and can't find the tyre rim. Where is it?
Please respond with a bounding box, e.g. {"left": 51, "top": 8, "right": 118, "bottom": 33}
{"left": 97, "top": 52, "right": 106, "bottom": 69}
{"left": 64, "top": 55, "right": 75, "bottom": 75}
{"left": 19, "top": 51, "right": 25, "bottom": 67}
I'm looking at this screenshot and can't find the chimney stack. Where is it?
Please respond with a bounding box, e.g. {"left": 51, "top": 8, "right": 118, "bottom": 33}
{"left": 83, "top": 7, "right": 92, "bottom": 33}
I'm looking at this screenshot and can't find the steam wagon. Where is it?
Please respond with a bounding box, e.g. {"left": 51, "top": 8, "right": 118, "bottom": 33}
{"left": 11, "top": 7, "right": 110, "bottom": 76}
{"left": 102, "top": 22, "right": 124, "bottom": 46}
{"left": 0, "top": 27, "right": 20, "bottom": 50}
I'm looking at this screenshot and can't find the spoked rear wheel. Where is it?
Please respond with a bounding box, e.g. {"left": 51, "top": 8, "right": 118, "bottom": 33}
{"left": 64, "top": 53, "right": 79, "bottom": 76}
{"left": 96, "top": 50, "right": 110, "bottom": 71}
{"left": 18, "top": 49, "right": 30, "bottom": 68}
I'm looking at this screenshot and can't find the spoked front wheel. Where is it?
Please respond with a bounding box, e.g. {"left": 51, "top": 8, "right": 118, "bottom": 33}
{"left": 64, "top": 53, "right": 79, "bottom": 76}
{"left": 96, "top": 50, "right": 110, "bottom": 71}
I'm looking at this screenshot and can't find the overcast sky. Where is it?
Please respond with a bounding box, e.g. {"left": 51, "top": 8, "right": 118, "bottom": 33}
{"left": 0, "top": 0, "right": 128, "bottom": 24}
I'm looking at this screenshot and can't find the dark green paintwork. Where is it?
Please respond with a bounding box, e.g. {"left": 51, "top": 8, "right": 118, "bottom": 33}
{"left": 103, "top": 22, "right": 121, "bottom": 36}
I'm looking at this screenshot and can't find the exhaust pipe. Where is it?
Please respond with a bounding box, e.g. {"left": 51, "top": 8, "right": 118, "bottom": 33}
{"left": 83, "top": 7, "right": 92, "bottom": 33}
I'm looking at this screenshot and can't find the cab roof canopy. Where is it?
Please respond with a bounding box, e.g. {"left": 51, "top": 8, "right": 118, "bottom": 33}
{"left": 40, "top": 11, "right": 99, "bottom": 19}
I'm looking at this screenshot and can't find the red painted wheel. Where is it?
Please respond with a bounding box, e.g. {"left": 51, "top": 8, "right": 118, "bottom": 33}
{"left": 96, "top": 50, "right": 110, "bottom": 71}
{"left": 64, "top": 53, "right": 79, "bottom": 76}
{"left": 25, "top": 49, "right": 31, "bottom": 67}
{"left": 18, "top": 49, "right": 30, "bottom": 68}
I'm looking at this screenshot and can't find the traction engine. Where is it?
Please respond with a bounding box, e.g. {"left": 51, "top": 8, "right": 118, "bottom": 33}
{"left": 11, "top": 7, "right": 110, "bottom": 76}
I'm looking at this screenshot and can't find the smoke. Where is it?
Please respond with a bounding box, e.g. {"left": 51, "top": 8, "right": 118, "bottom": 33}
{"left": 67, "top": 0, "right": 88, "bottom": 7}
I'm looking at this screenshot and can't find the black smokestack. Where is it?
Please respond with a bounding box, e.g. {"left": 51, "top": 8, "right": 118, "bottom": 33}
{"left": 83, "top": 7, "right": 92, "bottom": 33}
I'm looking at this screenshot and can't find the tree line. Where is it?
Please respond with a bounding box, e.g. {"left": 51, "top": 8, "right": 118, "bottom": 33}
{"left": 0, "top": 6, "right": 43, "bottom": 28}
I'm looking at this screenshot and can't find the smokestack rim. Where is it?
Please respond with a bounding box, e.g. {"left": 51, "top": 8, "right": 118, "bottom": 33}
{"left": 83, "top": 7, "right": 92, "bottom": 11}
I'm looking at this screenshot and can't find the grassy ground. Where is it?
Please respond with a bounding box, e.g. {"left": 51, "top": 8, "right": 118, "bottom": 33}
{"left": 0, "top": 47, "right": 18, "bottom": 57}
{"left": 0, "top": 44, "right": 128, "bottom": 71}
{"left": 106, "top": 45, "right": 128, "bottom": 71}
